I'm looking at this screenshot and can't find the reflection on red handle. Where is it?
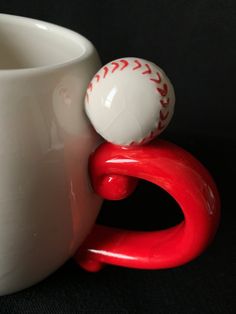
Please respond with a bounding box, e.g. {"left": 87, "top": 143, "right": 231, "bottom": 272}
{"left": 75, "top": 140, "right": 220, "bottom": 271}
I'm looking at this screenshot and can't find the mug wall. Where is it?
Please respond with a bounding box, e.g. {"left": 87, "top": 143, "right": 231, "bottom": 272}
{"left": 0, "top": 52, "right": 102, "bottom": 295}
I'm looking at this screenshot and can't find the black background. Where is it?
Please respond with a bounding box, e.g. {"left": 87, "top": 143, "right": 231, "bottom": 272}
{"left": 0, "top": 1, "right": 235, "bottom": 313}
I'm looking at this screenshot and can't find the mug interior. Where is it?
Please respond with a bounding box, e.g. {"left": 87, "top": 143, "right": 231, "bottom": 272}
{"left": 0, "top": 14, "right": 87, "bottom": 70}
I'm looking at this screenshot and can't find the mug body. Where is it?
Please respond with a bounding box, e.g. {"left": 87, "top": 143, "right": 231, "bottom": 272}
{"left": 0, "top": 14, "right": 102, "bottom": 295}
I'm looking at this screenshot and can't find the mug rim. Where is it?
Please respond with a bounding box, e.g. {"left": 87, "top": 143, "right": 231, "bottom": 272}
{"left": 0, "top": 13, "right": 95, "bottom": 75}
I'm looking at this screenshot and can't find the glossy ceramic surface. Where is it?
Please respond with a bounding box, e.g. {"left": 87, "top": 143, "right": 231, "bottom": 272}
{"left": 85, "top": 58, "right": 175, "bottom": 145}
{"left": 0, "top": 14, "right": 101, "bottom": 295}
{"left": 75, "top": 140, "right": 220, "bottom": 271}
{"left": 0, "top": 13, "right": 220, "bottom": 296}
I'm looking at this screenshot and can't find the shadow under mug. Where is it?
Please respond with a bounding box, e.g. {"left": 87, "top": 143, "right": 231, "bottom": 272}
{"left": 0, "top": 14, "right": 220, "bottom": 296}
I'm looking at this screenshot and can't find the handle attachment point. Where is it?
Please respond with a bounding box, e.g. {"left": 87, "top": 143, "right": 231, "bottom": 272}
{"left": 91, "top": 173, "right": 138, "bottom": 201}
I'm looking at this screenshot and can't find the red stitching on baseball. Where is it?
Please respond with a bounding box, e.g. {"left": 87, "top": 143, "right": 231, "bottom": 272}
{"left": 160, "top": 97, "right": 170, "bottom": 107}
{"left": 145, "top": 131, "right": 155, "bottom": 143}
{"left": 142, "top": 64, "right": 152, "bottom": 75}
{"left": 158, "top": 121, "right": 165, "bottom": 131}
{"left": 86, "top": 58, "right": 172, "bottom": 144}
{"left": 133, "top": 60, "right": 142, "bottom": 70}
{"left": 103, "top": 66, "right": 109, "bottom": 78}
{"left": 95, "top": 74, "right": 100, "bottom": 82}
{"left": 150, "top": 72, "right": 161, "bottom": 84}
{"left": 111, "top": 62, "right": 119, "bottom": 73}
{"left": 160, "top": 110, "right": 169, "bottom": 121}
{"left": 157, "top": 83, "right": 168, "bottom": 97}
{"left": 88, "top": 82, "right": 93, "bottom": 91}
{"left": 120, "top": 59, "right": 129, "bottom": 70}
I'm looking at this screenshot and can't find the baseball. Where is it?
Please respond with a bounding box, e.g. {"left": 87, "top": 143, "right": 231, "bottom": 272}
{"left": 85, "top": 57, "right": 175, "bottom": 146}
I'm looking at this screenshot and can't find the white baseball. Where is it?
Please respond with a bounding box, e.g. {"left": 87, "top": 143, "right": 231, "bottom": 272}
{"left": 85, "top": 57, "right": 175, "bottom": 146}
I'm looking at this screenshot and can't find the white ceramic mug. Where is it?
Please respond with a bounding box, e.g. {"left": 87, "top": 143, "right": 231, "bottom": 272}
{"left": 0, "top": 14, "right": 102, "bottom": 295}
{"left": 0, "top": 14, "right": 220, "bottom": 296}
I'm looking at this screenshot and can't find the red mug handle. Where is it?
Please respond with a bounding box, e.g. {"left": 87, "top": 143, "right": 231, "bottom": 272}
{"left": 75, "top": 139, "right": 220, "bottom": 271}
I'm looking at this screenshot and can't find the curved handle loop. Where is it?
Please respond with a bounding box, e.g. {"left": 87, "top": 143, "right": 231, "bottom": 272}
{"left": 75, "top": 140, "right": 220, "bottom": 271}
